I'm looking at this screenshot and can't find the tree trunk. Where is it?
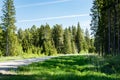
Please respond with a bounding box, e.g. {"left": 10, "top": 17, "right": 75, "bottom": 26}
{"left": 113, "top": 5, "right": 117, "bottom": 55}
{"left": 6, "top": 31, "right": 9, "bottom": 56}
{"left": 108, "top": 8, "right": 111, "bottom": 54}
{"left": 117, "top": 0, "right": 120, "bottom": 54}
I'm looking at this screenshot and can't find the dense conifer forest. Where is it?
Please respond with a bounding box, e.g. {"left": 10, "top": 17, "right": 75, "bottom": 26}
{"left": 91, "top": 0, "right": 120, "bottom": 56}
{"left": 0, "top": 0, "right": 120, "bottom": 80}
{"left": 0, "top": 0, "right": 94, "bottom": 56}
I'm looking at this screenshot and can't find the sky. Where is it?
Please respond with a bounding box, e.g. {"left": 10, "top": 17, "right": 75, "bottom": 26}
{"left": 0, "top": 0, "right": 93, "bottom": 31}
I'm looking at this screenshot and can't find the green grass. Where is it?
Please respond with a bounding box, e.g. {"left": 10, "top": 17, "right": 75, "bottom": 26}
{"left": 0, "top": 54, "right": 120, "bottom": 80}
{"left": 0, "top": 53, "right": 45, "bottom": 62}
{"left": 0, "top": 56, "right": 23, "bottom": 62}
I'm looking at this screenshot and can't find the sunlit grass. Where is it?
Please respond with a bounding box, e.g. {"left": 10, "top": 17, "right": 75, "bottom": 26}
{"left": 0, "top": 55, "right": 120, "bottom": 80}
{"left": 0, "top": 56, "right": 22, "bottom": 62}
{"left": 0, "top": 53, "right": 45, "bottom": 62}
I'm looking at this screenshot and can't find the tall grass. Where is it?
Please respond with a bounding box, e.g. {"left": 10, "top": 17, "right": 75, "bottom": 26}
{"left": 0, "top": 55, "right": 120, "bottom": 80}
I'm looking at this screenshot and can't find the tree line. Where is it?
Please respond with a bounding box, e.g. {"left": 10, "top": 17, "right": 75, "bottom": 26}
{"left": 17, "top": 24, "right": 94, "bottom": 56}
{"left": 91, "top": 0, "right": 120, "bottom": 56}
{"left": 0, "top": 0, "right": 94, "bottom": 56}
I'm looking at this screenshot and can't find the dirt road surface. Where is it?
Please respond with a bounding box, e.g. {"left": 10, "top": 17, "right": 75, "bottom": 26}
{"left": 0, "top": 56, "right": 55, "bottom": 74}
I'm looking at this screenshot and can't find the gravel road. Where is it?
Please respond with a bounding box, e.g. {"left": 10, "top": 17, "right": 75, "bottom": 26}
{"left": 0, "top": 54, "right": 91, "bottom": 74}
{"left": 0, "top": 56, "right": 55, "bottom": 74}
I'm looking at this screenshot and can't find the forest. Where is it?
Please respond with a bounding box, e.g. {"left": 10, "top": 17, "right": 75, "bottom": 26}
{"left": 91, "top": 0, "right": 120, "bottom": 56}
{"left": 0, "top": 0, "right": 94, "bottom": 56}
{"left": 0, "top": 0, "right": 120, "bottom": 57}
{"left": 0, "top": 0, "right": 120, "bottom": 80}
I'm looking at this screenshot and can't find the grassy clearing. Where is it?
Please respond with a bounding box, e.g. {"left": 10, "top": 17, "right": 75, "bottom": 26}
{"left": 0, "top": 54, "right": 120, "bottom": 80}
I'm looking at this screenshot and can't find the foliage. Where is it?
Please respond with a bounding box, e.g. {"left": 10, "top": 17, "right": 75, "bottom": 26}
{"left": 76, "top": 22, "right": 84, "bottom": 53}
{"left": 52, "top": 24, "right": 64, "bottom": 54}
{"left": 0, "top": 0, "right": 94, "bottom": 56}
{"left": 1, "top": 0, "right": 22, "bottom": 56}
{"left": 85, "top": 28, "right": 90, "bottom": 50}
{"left": 91, "top": 0, "right": 120, "bottom": 55}
{"left": 63, "top": 28, "right": 72, "bottom": 54}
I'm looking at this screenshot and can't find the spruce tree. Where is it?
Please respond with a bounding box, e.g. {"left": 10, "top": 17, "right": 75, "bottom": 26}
{"left": 76, "top": 22, "right": 83, "bottom": 53}
{"left": 85, "top": 28, "right": 90, "bottom": 50}
{"left": 30, "top": 25, "right": 39, "bottom": 47}
{"left": 40, "top": 24, "right": 57, "bottom": 55}
{"left": 71, "top": 26, "right": 77, "bottom": 53}
{"left": 52, "top": 24, "right": 64, "bottom": 53}
{"left": 1, "top": 0, "right": 20, "bottom": 56}
{"left": 90, "top": 0, "right": 120, "bottom": 55}
{"left": 18, "top": 28, "right": 24, "bottom": 44}
{"left": 63, "top": 28, "right": 72, "bottom": 54}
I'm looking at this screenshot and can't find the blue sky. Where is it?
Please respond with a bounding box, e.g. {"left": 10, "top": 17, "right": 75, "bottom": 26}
{"left": 0, "top": 0, "right": 93, "bottom": 30}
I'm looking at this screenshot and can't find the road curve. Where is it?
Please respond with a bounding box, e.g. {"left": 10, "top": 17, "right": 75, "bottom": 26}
{"left": 0, "top": 56, "right": 55, "bottom": 74}
{"left": 0, "top": 54, "right": 93, "bottom": 74}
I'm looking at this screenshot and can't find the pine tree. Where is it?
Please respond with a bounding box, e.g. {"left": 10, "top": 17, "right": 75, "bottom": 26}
{"left": 85, "top": 28, "right": 90, "bottom": 51}
{"left": 52, "top": 24, "right": 64, "bottom": 53}
{"left": 18, "top": 28, "right": 24, "bottom": 44}
{"left": 76, "top": 22, "right": 83, "bottom": 53}
{"left": 40, "top": 24, "right": 57, "bottom": 55}
{"left": 71, "top": 26, "right": 77, "bottom": 53}
{"left": 30, "top": 25, "right": 39, "bottom": 47}
{"left": 22, "top": 29, "right": 33, "bottom": 53}
{"left": 63, "top": 28, "right": 72, "bottom": 54}
{"left": 1, "top": 0, "right": 20, "bottom": 56}
{"left": 90, "top": 0, "right": 120, "bottom": 55}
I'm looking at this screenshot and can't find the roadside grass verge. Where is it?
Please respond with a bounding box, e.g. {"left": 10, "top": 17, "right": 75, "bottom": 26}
{"left": 0, "top": 56, "right": 23, "bottom": 62}
{"left": 0, "top": 54, "right": 120, "bottom": 80}
{"left": 0, "top": 53, "right": 45, "bottom": 62}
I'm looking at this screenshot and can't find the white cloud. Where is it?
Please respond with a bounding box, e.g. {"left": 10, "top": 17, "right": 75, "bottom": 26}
{"left": 17, "top": 0, "right": 72, "bottom": 8}
{"left": 17, "top": 14, "right": 89, "bottom": 23}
